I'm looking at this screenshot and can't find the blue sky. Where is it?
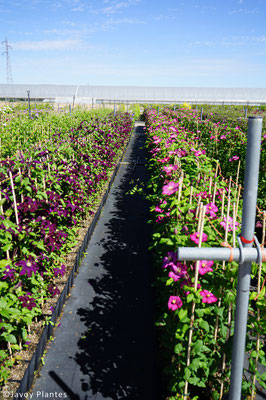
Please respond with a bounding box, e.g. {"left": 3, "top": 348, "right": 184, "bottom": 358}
{"left": 0, "top": 0, "right": 266, "bottom": 87}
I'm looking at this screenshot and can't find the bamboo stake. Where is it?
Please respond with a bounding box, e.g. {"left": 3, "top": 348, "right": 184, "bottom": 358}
{"left": 236, "top": 184, "right": 242, "bottom": 217}
{"left": 9, "top": 171, "right": 19, "bottom": 225}
{"left": 209, "top": 176, "right": 212, "bottom": 194}
{"left": 219, "top": 201, "right": 235, "bottom": 399}
{"left": 178, "top": 172, "right": 183, "bottom": 202}
{"left": 195, "top": 196, "right": 202, "bottom": 218}
{"left": 236, "top": 160, "right": 241, "bottom": 188}
{"left": 232, "top": 202, "right": 236, "bottom": 248}
{"left": 221, "top": 190, "right": 225, "bottom": 219}
{"left": 214, "top": 197, "right": 231, "bottom": 341}
{"left": 7, "top": 342, "right": 12, "bottom": 356}
{"left": 43, "top": 175, "right": 46, "bottom": 190}
{"left": 228, "top": 176, "right": 232, "bottom": 199}
{"left": 220, "top": 302, "right": 233, "bottom": 399}
{"left": 189, "top": 186, "right": 193, "bottom": 205}
{"left": 215, "top": 161, "right": 219, "bottom": 179}
{"left": 251, "top": 211, "right": 266, "bottom": 400}
{"left": 212, "top": 182, "right": 217, "bottom": 203}
{"left": 184, "top": 206, "right": 206, "bottom": 397}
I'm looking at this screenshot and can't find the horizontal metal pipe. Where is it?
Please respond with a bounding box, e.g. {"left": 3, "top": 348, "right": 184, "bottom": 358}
{"left": 177, "top": 247, "right": 261, "bottom": 263}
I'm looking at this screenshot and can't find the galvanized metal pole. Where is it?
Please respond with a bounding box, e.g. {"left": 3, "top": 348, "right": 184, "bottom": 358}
{"left": 200, "top": 107, "right": 203, "bottom": 121}
{"left": 229, "top": 116, "right": 263, "bottom": 400}
{"left": 27, "top": 90, "right": 31, "bottom": 118}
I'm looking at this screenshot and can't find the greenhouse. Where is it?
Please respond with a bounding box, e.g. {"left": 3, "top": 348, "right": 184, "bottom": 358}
{"left": 1, "top": 83, "right": 266, "bottom": 104}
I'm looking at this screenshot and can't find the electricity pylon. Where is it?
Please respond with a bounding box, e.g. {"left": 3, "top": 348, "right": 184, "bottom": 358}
{"left": 2, "top": 37, "right": 13, "bottom": 84}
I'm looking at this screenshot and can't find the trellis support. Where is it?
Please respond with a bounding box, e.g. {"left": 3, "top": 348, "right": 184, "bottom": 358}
{"left": 176, "top": 116, "right": 263, "bottom": 400}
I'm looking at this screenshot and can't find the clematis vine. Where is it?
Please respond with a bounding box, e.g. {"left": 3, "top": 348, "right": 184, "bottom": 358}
{"left": 198, "top": 260, "right": 214, "bottom": 275}
{"left": 162, "top": 164, "right": 178, "bottom": 176}
{"left": 229, "top": 155, "right": 239, "bottom": 162}
{"left": 162, "top": 181, "right": 179, "bottom": 196}
{"left": 19, "top": 293, "right": 37, "bottom": 310}
{"left": 205, "top": 202, "right": 218, "bottom": 219}
{"left": 200, "top": 289, "right": 218, "bottom": 304}
{"left": 220, "top": 216, "right": 240, "bottom": 232}
{"left": 168, "top": 295, "right": 183, "bottom": 311}
{"left": 190, "top": 231, "right": 208, "bottom": 244}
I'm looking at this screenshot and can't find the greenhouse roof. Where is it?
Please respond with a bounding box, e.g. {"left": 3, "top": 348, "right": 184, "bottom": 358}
{"left": 1, "top": 84, "right": 266, "bottom": 104}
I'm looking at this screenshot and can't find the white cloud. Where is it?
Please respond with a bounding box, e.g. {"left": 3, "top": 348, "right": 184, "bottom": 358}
{"left": 102, "top": 17, "right": 144, "bottom": 28}
{"left": 11, "top": 39, "right": 84, "bottom": 50}
{"left": 95, "top": 0, "right": 140, "bottom": 15}
{"left": 229, "top": 7, "right": 259, "bottom": 14}
{"left": 190, "top": 35, "right": 266, "bottom": 48}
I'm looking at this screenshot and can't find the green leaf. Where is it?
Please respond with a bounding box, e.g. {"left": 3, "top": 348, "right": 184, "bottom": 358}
{"left": 193, "top": 340, "right": 203, "bottom": 354}
{"left": 2, "top": 243, "right": 12, "bottom": 252}
{"left": 190, "top": 357, "right": 201, "bottom": 371}
{"left": 159, "top": 237, "right": 174, "bottom": 246}
{"left": 0, "top": 298, "right": 8, "bottom": 308}
{"left": 174, "top": 343, "right": 183, "bottom": 354}
{"left": 195, "top": 308, "right": 204, "bottom": 318}
{"left": 188, "top": 376, "right": 200, "bottom": 385}
{"left": 3, "top": 334, "right": 17, "bottom": 344}
{"left": 184, "top": 367, "right": 191, "bottom": 380}
{"left": 187, "top": 293, "right": 194, "bottom": 303}
{"left": 166, "top": 278, "right": 173, "bottom": 286}
{"left": 249, "top": 292, "right": 257, "bottom": 300}
{"left": 197, "top": 381, "right": 206, "bottom": 388}
{"left": 182, "top": 324, "right": 190, "bottom": 334}
{"left": 220, "top": 324, "right": 227, "bottom": 339}
{"left": 0, "top": 259, "right": 10, "bottom": 269}
{"left": 199, "top": 320, "right": 209, "bottom": 333}
{"left": 178, "top": 308, "right": 188, "bottom": 321}
{"left": 5, "top": 209, "right": 13, "bottom": 217}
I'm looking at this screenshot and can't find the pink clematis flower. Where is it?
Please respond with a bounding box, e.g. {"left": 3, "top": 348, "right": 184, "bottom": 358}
{"left": 162, "top": 181, "right": 179, "bottom": 196}
{"left": 163, "top": 164, "right": 178, "bottom": 176}
{"left": 200, "top": 290, "right": 218, "bottom": 304}
{"left": 205, "top": 202, "right": 218, "bottom": 219}
{"left": 169, "top": 262, "right": 187, "bottom": 281}
{"left": 170, "top": 126, "right": 178, "bottom": 132}
{"left": 155, "top": 205, "right": 164, "bottom": 213}
{"left": 168, "top": 295, "right": 183, "bottom": 311}
{"left": 229, "top": 155, "right": 239, "bottom": 162}
{"left": 220, "top": 216, "right": 240, "bottom": 232}
{"left": 162, "top": 251, "right": 177, "bottom": 269}
{"left": 198, "top": 260, "right": 214, "bottom": 275}
{"left": 190, "top": 232, "right": 208, "bottom": 244}
{"left": 152, "top": 136, "right": 162, "bottom": 145}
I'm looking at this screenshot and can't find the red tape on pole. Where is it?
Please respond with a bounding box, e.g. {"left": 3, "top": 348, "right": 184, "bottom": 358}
{"left": 240, "top": 235, "right": 255, "bottom": 244}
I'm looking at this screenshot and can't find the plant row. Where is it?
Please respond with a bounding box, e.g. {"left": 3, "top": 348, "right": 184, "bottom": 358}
{"left": 163, "top": 106, "right": 266, "bottom": 210}
{"left": 0, "top": 110, "right": 133, "bottom": 385}
{"left": 144, "top": 108, "right": 266, "bottom": 400}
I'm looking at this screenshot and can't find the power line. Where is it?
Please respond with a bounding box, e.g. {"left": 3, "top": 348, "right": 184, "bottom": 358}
{"left": 2, "top": 37, "right": 13, "bottom": 84}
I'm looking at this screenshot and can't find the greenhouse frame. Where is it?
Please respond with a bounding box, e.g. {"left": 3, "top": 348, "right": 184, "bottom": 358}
{"left": 1, "top": 84, "right": 266, "bottom": 105}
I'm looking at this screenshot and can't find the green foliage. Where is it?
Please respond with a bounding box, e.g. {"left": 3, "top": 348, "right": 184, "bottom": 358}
{"left": 144, "top": 107, "right": 266, "bottom": 399}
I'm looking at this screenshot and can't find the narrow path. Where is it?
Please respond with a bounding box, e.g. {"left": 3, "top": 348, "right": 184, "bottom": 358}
{"left": 30, "top": 123, "right": 159, "bottom": 400}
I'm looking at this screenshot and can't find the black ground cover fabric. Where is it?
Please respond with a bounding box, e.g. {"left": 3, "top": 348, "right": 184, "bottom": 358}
{"left": 29, "top": 124, "right": 159, "bottom": 400}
